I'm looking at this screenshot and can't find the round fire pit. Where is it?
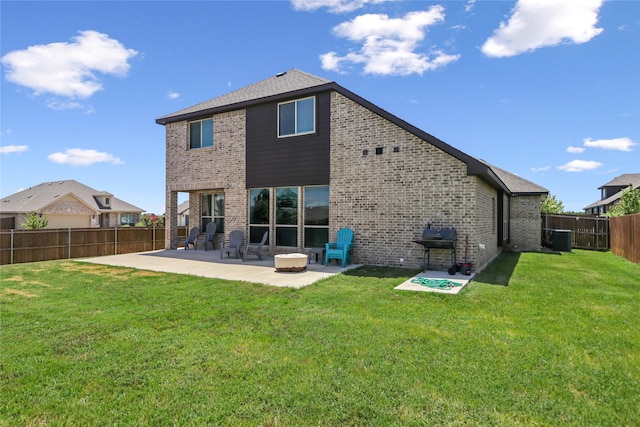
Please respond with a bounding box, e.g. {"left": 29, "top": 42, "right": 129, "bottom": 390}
{"left": 274, "top": 253, "right": 308, "bottom": 272}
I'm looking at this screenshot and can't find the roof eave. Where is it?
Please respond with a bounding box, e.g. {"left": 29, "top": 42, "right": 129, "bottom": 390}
{"left": 156, "top": 83, "right": 336, "bottom": 125}
{"left": 156, "top": 80, "right": 514, "bottom": 194}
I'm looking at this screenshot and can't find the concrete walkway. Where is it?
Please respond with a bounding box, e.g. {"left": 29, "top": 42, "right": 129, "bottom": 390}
{"left": 80, "top": 249, "right": 360, "bottom": 288}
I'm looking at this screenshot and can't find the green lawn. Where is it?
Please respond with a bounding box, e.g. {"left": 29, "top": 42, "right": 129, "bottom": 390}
{"left": 1, "top": 250, "right": 639, "bottom": 426}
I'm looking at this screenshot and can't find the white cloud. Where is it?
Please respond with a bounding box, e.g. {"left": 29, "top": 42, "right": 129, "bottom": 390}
{"left": 557, "top": 159, "right": 602, "bottom": 172}
{"left": 0, "top": 145, "right": 29, "bottom": 155}
{"left": 1, "top": 30, "right": 138, "bottom": 98}
{"left": 45, "top": 99, "right": 95, "bottom": 114}
{"left": 481, "top": 0, "right": 604, "bottom": 58}
{"left": 166, "top": 91, "right": 180, "bottom": 100}
{"left": 583, "top": 137, "right": 637, "bottom": 152}
{"left": 465, "top": 0, "right": 476, "bottom": 13}
{"left": 48, "top": 148, "right": 123, "bottom": 166}
{"left": 320, "top": 8, "right": 460, "bottom": 75}
{"left": 531, "top": 165, "right": 550, "bottom": 172}
{"left": 566, "top": 146, "right": 585, "bottom": 153}
{"left": 291, "top": 0, "right": 389, "bottom": 14}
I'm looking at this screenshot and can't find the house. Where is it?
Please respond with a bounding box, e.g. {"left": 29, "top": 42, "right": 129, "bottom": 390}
{"left": 0, "top": 180, "right": 144, "bottom": 229}
{"left": 177, "top": 200, "right": 189, "bottom": 226}
{"left": 156, "top": 69, "right": 548, "bottom": 271}
{"left": 583, "top": 174, "right": 640, "bottom": 216}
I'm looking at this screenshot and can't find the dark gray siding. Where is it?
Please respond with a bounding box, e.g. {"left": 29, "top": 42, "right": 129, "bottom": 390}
{"left": 246, "top": 92, "right": 330, "bottom": 188}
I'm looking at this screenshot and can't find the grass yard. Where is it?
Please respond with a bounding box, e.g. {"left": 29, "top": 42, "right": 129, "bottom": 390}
{"left": 1, "top": 250, "right": 639, "bottom": 426}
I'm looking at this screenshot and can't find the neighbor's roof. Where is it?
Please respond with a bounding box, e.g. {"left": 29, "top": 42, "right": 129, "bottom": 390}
{"left": 157, "top": 68, "right": 551, "bottom": 195}
{"left": 597, "top": 173, "right": 640, "bottom": 190}
{"left": 0, "top": 180, "right": 144, "bottom": 213}
{"left": 177, "top": 200, "right": 189, "bottom": 214}
{"left": 584, "top": 173, "right": 640, "bottom": 209}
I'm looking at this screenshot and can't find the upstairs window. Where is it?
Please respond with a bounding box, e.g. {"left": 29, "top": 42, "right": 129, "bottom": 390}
{"left": 189, "top": 118, "right": 213, "bottom": 149}
{"left": 278, "top": 97, "right": 315, "bottom": 137}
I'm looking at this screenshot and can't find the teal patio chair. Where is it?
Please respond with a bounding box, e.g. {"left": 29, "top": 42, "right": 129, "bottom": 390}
{"left": 325, "top": 227, "right": 354, "bottom": 267}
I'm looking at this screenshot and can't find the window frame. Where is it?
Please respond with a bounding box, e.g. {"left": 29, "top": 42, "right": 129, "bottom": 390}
{"left": 200, "top": 193, "right": 224, "bottom": 233}
{"left": 248, "top": 188, "right": 270, "bottom": 245}
{"left": 277, "top": 96, "right": 316, "bottom": 138}
{"left": 275, "top": 187, "right": 298, "bottom": 247}
{"left": 189, "top": 118, "right": 214, "bottom": 149}
{"left": 121, "top": 213, "right": 137, "bottom": 226}
{"left": 303, "top": 185, "right": 329, "bottom": 249}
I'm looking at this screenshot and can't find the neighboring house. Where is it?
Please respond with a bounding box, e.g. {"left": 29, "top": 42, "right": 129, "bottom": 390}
{"left": 177, "top": 200, "right": 189, "bottom": 226}
{"left": 583, "top": 173, "right": 640, "bottom": 216}
{"left": 0, "top": 180, "right": 144, "bottom": 229}
{"left": 156, "top": 69, "right": 548, "bottom": 271}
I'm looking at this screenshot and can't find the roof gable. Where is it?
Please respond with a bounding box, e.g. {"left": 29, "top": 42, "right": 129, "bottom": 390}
{"left": 156, "top": 69, "right": 551, "bottom": 195}
{"left": 157, "top": 69, "right": 331, "bottom": 123}
{"left": 0, "top": 180, "right": 144, "bottom": 213}
{"left": 598, "top": 173, "right": 640, "bottom": 189}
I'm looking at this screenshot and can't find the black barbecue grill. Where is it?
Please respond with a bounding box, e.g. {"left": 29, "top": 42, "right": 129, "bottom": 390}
{"left": 413, "top": 226, "right": 457, "bottom": 274}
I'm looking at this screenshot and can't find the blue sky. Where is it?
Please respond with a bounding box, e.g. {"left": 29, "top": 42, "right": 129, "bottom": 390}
{"left": 1, "top": 0, "right": 639, "bottom": 214}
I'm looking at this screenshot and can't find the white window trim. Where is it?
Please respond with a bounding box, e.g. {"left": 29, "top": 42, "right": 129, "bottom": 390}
{"left": 277, "top": 96, "right": 316, "bottom": 138}
{"left": 189, "top": 118, "right": 214, "bottom": 149}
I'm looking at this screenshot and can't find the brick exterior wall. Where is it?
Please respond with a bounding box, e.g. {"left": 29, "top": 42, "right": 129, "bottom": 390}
{"left": 161, "top": 90, "right": 542, "bottom": 272}
{"left": 164, "top": 110, "right": 247, "bottom": 249}
{"left": 509, "top": 195, "right": 543, "bottom": 251}
{"left": 329, "top": 92, "right": 499, "bottom": 270}
{"left": 473, "top": 178, "right": 500, "bottom": 269}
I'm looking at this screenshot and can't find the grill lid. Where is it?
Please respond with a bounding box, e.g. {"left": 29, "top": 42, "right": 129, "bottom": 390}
{"left": 422, "top": 227, "right": 456, "bottom": 241}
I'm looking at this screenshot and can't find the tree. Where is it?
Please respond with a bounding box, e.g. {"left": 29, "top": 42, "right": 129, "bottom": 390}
{"left": 21, "top": 211, "right": 49, "bottom": 229}
{"left": 541, "top": 194, "right": 564, "bottom": 214}
{"left": 140, "top": 213, "right": 165, "bottom": 226}
{"left": 606, "top": 185, "right": 640, "bottom": 217}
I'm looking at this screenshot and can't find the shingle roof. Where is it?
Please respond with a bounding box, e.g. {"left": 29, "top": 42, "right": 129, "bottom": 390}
{"left": 597, "top": 173, "right": 640, "bottom": 189}
{"left": 157, "top": 69, "right": 331, "bottom": 123}
{"left": 584, "top": 173, "right": 640, "bottom": 209}
{"left": 484, "top": 163, "right": 549, "bottom": 195}
{"left": 0, "top": 180, "right": 144, "bottom": 213}
{"left": 156, "top": 68, "right": 550, "bottom": 196}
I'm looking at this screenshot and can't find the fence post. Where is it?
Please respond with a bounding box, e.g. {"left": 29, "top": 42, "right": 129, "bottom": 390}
{"left": 10, "top": 229, "right": 14, "bottom": 265}
{"left": 115, "top": 226, "right": 118, "bottom": 255}
{"left": 152, "top": 224, "right": 156, "bottom": 251}
{"left": 68, "top": 227, "right": 71, "bottom": 259}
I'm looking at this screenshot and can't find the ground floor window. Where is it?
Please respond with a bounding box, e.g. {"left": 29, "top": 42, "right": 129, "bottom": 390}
{"left": 201, "top": 193, "right": 224, "bottom": 233}
{"left": 249, "top": 189, "right": 270, "bottom": 244}
{"left": 121, "top": 214, "right": 137, "bottom": 226}
{"left": 303, "top": 186, "right": 329, "bottom": 248}
{"left": 275, "top": 187, "right": 298, "bottom": 247}
{"left": 247, "top": 185, "right": 329, "bottom": 248}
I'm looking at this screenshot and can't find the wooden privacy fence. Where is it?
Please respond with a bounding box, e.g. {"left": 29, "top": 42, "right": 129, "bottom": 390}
{"left": 0, "top": 226, "right": 187, "bottom": 265}
{"left": 542, "top": 214, "right": 610, "bottom": 251}
{"left": 610, "top": 213, "right": 640, "bottom": 264}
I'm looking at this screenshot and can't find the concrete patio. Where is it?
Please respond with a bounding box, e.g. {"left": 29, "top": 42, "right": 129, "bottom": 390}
{"left": 80, "top": 248, "right": 361, "bottom": 288}
{"left": 81, "top": 248, "right": 474, "bottom": 292}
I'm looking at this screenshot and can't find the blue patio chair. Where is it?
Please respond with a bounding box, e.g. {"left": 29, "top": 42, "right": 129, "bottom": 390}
{"left": 221, "top": 229, "right": 244, "bottom": 259}
{"left": 325, "top": 227, "right": 354, "bottom": 267}
{"left": 243, "top": 230, "right": 268, "bottom": 261}
{"left": 194, "top": 222, "right": 217, "bottom": 250}
{"left": 178, "top": 226, "right": 200, "bottom": 250}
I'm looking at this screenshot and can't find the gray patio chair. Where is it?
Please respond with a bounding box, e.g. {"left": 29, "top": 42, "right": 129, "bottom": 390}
{"left": 242, "top": 231, "right": 268, "bottom": 261}
{"left": 177, "top": 226, "right": 200, "bottom": 250}
{"left": 221, "top": 229, "right": 244, "bottom": 259}
{"left": 194, "top": 222, "right": 217, "bottom": 250}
